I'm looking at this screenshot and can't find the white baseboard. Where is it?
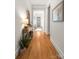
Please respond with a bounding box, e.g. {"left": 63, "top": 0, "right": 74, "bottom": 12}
{"left": 50, "top": 37, "right": 64, "bottom": 59}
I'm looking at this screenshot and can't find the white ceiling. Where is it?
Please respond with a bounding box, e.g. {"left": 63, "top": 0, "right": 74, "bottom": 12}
{"left": 16, "top": 0, "right": 63, "bottom": 8}
{"left": 15, "top": 0, "right": 63, "bottom": 19}
{"left": 30, "top": 0, "right": 49, "bottom": 5}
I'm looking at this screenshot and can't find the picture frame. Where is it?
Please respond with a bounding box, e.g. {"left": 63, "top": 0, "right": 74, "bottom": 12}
{"left": 52, "top": 1, "right": 64, "bottom": 22}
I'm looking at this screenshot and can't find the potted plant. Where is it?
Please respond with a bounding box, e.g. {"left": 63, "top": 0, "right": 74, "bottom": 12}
{"left": 19, "top": 29, "right": 32, "bottom": 54}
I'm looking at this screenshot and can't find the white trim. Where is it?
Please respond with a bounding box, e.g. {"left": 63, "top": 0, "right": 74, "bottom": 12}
{"left": 50, "top": 36, "right": 64, "bottom": 59}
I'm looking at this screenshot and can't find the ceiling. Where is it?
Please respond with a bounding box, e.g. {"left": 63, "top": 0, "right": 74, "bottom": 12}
{"left": 15, "top": 0, "right": 63, "bottom": 19}
{"left": 15, "top": 0, "right": 55, "bottom": 6}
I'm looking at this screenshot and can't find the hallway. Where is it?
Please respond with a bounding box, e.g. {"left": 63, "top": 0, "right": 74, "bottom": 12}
{"left": 16, "top": 31, "right": 61, "bottom": 59}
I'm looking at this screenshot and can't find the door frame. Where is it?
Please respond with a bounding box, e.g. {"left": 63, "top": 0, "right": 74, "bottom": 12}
{"left": 32, "top": 5, "right": 46, "bottom": 31}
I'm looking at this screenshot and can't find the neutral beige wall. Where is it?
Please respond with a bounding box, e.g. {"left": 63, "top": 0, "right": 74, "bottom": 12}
{"left": 50, "top": 0, "right": 64, "bottom": 58}
{"left": 50, "top": 22, "right": 64, "bottom": 52}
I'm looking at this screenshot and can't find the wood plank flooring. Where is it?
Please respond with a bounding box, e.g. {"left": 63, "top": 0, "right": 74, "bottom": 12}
{"left": 16, "top": 31, "right": 61, "bottom": 59}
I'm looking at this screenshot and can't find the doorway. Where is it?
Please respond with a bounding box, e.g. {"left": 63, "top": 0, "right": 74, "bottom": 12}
{"left": 32, "top": 9, "right": 45, "bottom": 31}
{"left": 32, "top": 5, "right": 48, "bottom": 32}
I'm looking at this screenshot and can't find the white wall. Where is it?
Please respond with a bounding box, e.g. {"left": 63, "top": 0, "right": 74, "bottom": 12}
{"left": 15, "top": 0, "right": 32, "bottom": 56}
{"left": 15, "top": 10, "right": 22, "bottom": 56}
{"left": 50, "top": 0, "right": 64, "bottom": 58}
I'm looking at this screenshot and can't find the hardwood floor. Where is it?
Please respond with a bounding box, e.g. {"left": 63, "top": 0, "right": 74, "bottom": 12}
{"left": 16, "top": 31, "right": 61, "bottom": 59}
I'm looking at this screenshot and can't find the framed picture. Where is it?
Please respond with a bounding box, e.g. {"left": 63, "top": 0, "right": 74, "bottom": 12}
{"left": 52, "top": 1, "right": 64, "bottom": 22}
